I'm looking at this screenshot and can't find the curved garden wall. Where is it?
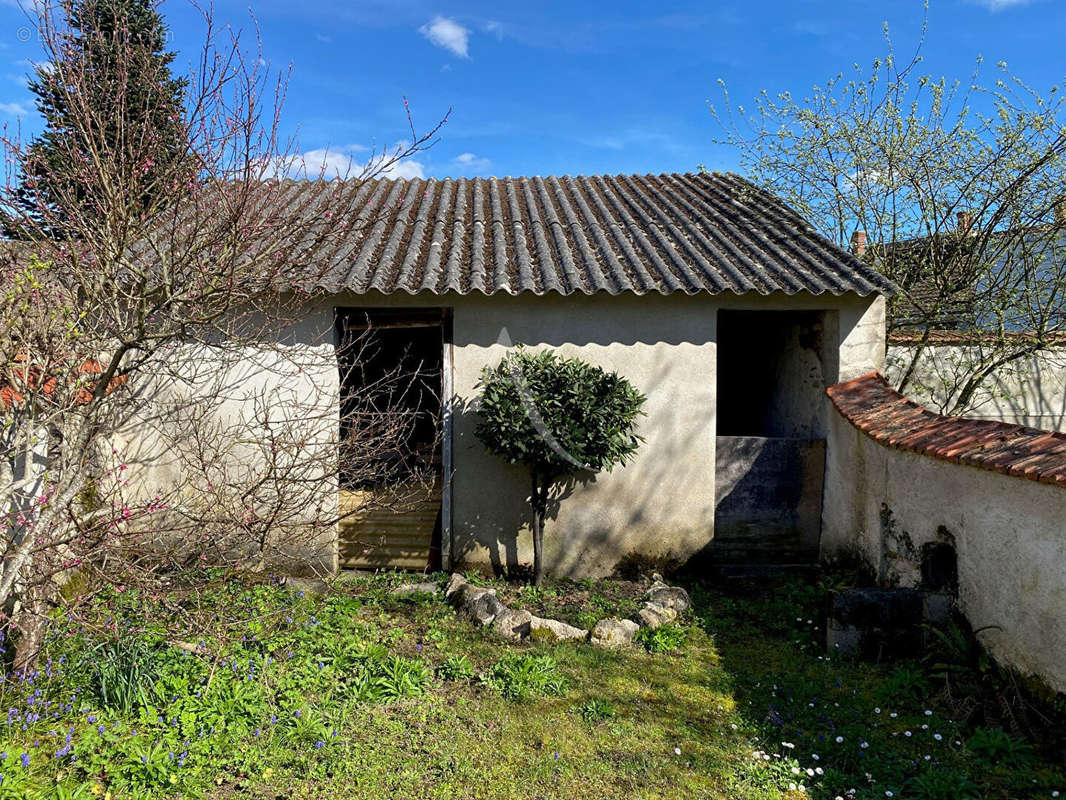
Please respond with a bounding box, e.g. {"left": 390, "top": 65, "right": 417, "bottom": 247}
{"left": 822, "top": 372, "right": 1066, "bottom": 693}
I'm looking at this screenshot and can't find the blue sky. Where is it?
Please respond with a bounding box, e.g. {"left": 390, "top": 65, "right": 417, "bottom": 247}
{"left": 0, "top": 0, "right": 1064, "bottom": 179}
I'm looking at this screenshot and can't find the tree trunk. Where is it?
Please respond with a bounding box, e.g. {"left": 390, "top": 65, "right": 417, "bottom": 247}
{"left": 530, "top": 472, "right": 542, "bottom": 586}
{"left": 530, "top": 471, "right": 547, "bottom": 586}
{"left": 12, "top": 586, "right": 49, "bottom": 673}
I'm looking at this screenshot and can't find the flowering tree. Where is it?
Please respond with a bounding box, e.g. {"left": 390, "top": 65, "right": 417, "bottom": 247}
{"left": 0, "top": 0, "right": 446, "bottom": 667}
{"left": 712, "top": 26, "right": 1066, "bottom": 415}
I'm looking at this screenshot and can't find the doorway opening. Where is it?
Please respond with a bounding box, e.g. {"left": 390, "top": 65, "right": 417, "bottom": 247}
{"left": 335, "top": 308, "right": 448, "bottom": 570}
{"left": 712, "top": 310, "right": 830, "bottom": 564}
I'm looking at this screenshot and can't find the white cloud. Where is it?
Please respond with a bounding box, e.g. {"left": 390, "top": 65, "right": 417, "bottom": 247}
{"left": 451, "top": 152, "right": 491, "bottom": 173}
{"left": 268, "top": 144, "right": 425, "bottom": 181}
{"left": 969, "top": 0, "right": 1030, "bottom": 9}
{"left": 0, "top": 101, "right": 28, "bottom": 116}
{"left": 419, "top": 16, "right": 471, "bottom": 58}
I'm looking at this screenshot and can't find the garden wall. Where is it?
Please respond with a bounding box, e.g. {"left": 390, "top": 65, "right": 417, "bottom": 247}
{"left": 886, "top": 343, "right": 1066, "bottom": 431}
{"left": 823, "top": 373, "right": 1066, "bottom": 693}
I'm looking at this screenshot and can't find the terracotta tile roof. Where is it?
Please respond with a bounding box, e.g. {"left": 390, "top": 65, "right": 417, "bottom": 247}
{"left": 827, "top": 372, "right": 1066, "bottom": 487}
{"left": 1, "top": 354, "right": 127, "bottom": 410}
{"left": 888, "top": 330, "right": 1066, "bottom": 345}
{"left": 273, "top": 172, "right": 896, "bottom": 297}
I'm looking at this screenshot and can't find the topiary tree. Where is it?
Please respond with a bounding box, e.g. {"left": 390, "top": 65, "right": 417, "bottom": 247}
{"left": 475, "top": 347, "right": 646, "bottom": 586}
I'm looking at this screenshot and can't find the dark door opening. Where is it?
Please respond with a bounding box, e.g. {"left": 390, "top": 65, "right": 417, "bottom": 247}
{"left": 335, "top": 308, "right": 447, "bottom": 570}
{"left": 711, "top": 310, "right": 829, "bottom": 565}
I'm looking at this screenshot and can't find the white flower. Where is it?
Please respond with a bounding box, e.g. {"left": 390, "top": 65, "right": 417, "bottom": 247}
{"left": 874, "top": 707, "right": 881, "bottom": 714}
{"left": 673, "top": 747, "right": 681, "bottom": 756}
{"left": 933, "top": 733, "right": 942, "bottom": 741}
{"left": 886, "top": 792, "right": 894, "bottom": 798}
{"left": 889, "top": 712, "right": 898, "bottom": 718}
{"left": 835, "top": 736, "right": 844, "bottom": 743}
{"left": 904, "top": 731, "right": 912, "bottom": 737}
{"left": 812, "top": 754, "right": 820, "bottom": 760}
{"left": 816, "top": 767, "right": 824, "bottom": 775}
{"left": 924, "top": 709, "right": 932, "bottom": 716}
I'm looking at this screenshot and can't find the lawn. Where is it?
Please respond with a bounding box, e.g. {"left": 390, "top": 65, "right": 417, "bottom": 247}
{"left": 3, "top": 570, "right": 1063, "bottom": 799}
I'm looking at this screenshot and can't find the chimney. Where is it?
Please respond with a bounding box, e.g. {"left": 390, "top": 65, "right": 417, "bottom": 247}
{"left": 956, "top": 211, "right": 974, "bottom": 235}
{"left": 850, "top": 229, "right": 868, "bottom": 257}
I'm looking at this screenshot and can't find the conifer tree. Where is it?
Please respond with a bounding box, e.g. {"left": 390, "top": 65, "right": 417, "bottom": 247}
{"left": 15, "top": 0, "right": 188, "bottom": 234}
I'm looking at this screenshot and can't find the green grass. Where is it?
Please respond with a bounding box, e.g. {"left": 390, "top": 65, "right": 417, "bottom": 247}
{"left": 1, "top": 571, "right": 1063, "bottom": 799}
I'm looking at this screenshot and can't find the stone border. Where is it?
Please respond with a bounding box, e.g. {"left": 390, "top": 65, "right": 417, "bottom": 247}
{"left": 388, "top": 573, "right": 691, "bottom": 650}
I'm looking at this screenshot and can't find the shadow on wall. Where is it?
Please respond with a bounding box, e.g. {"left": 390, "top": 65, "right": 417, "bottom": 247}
{"left": 449, "top": 358, "right": 716, "bottom": 579}
{"left": 698, "top": 436, "right": 826, "bottom": 566}
{"left": 885, "top": 346, "right": 1066, "bottom": 430}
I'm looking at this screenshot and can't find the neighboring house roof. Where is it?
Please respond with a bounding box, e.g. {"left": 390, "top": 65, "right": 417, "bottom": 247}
{"left": 828, "top": 371, "right": 1066, "bottom": 487}
{"left": 1, "top": 353, "right": 127, "bottom": 411}
{"left": 878, "top": 225, "right": 1066, "bottom": 331}
{"left": 279, "top": 171, "right": 895, "bottom": 297}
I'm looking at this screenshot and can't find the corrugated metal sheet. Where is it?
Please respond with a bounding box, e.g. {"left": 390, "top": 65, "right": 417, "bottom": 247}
{"left": 275, "top": 172, "right": 896, "bottom": 297}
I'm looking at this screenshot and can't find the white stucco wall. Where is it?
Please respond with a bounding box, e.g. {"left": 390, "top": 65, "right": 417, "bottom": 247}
{"left": 886, "top": 345, "right": 1066, "bottom": 431}
{"left": 111, "top": 304, "right": 341, "bottom": 575}
{"left": 325, "top": 289, "right": 884, "bottom": 578}
{"left": 823, "top": 410, "right": 1066, "bottom": 693}
{"left": 112, "top": 289, "right": 885, "bottom": 580}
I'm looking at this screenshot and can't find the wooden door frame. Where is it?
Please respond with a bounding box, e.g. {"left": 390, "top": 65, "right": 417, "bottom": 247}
{"left": 333, "top": 305, "right": 453, "bottom": 571}
{"left": 440, "top": 311, "right": 454, "bottom": 571}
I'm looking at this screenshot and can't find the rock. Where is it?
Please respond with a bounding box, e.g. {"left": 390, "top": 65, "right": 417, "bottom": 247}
{"left": 529, "top": 617, "right": 588, "bottom": 642}
{"left": 827, "top": 587, "right": 924, "bottom": 659}
{"left": 590, "top": 617, "right": 639, "bottom": 649}
{"left": 637, "top": 601, "right": 677, "bottom": 629}
{"left": 492, "top": 608, "right": 533, "bottom": 642}
{"left": 389, "top": 582, "right": 440, "bottom": 598}
{"left": 646, "top": 581, "right": 690, "bottom": 614}
{"left": 283, "top": 577, "right": 331, "bottom": 596}
{"left": 444, "top": 573, "right": 468, "bottom": 600}
{"left": 464, "top": 590, "right": 506, "bottom": 627}
{"left": 446, "top": 581, "right": 487, "bottom": 609}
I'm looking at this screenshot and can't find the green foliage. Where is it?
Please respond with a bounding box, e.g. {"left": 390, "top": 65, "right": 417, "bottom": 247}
{"left": 575, "top": 698, "right": 616, "bottom": 722}
{"left": 635, "top": 624, "right": 686, "bottom": 654}
{"left": 483, "top": 653, "right": 567, "bottom": 702}
{"left": 92, "top": 635, "right": 158, "bottom": 714}
{"left": 0, "top": 571, "right": 1061, "bottom": 799}
{"left": 874, "top": 664, "right": 931, "bottom": 706}
{"left": 966, "top": 726, "right": 1034, "bottom": 767}
{"left": 475, "top": 347, "right": 645, "bottom": 481}
{"left": 436, "top": 654, "right": 474, "bottom": 682}
{"left": 475, "top": 347, "right": 645, "bottom": 583}
{"left": 904, "top": 768, "right": 982, "bottom": 800}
